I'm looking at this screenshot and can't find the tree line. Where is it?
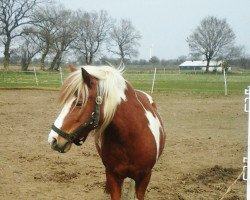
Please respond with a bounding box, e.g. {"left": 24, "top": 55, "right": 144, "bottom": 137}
{"left": 0, "top": 0, "right": 141, "bottom": 71}
{"left": 1, "top": 1, "right": 249, "bottom": 71}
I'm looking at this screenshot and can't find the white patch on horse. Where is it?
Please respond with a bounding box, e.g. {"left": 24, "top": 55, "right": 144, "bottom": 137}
{"left": 145, "top": 110, "right": 161, "bottom": 159}
{"left": 48, "top": 98, "right": 74, "bottom": 144}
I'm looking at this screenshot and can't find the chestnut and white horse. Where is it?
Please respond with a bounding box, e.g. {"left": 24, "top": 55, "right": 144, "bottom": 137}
{"left": 48, "top": 65, "right": 165, "bottom": 200}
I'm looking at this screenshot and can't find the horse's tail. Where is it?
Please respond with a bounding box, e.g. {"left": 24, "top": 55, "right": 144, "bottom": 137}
{"left": 127, "top": 178, "right": 136, "bottom": 200}
{"left": 121, "top": 178, "right": 136, "bottom": 200}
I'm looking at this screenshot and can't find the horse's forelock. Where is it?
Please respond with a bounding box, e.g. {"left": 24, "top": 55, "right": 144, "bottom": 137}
{"left": 60, "top": 70, "right": 88, "bottom": 106}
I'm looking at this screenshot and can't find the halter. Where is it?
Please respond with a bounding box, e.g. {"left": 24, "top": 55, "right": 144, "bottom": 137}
{"left": 51, "top": 85, "right": 102, "bottom": 146}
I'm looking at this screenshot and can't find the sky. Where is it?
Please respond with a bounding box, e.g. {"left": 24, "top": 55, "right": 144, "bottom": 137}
{"left": 57, "top": 0, "right": 250, "bottom": 60}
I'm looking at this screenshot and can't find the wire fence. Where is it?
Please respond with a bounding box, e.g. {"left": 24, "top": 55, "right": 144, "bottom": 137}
{"left": 0, "top": 67, "right": 250, "bottom": 95}
{"left": 0, "top": 67, "right": 68, "bottom": 89}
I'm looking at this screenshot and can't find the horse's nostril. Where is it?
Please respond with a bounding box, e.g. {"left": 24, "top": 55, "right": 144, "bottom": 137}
{"left": 51, "top": 137, "right": 57, "bottom": 146}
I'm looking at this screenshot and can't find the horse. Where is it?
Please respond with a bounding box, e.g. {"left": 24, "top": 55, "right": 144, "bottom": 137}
{"left": 48, "top": 65, "right": 166, "bottom": 200}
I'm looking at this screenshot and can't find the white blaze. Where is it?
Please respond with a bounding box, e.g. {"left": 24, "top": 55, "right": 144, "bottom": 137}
{"left": 48, "top": 98, "right": 74, "bottom": 144}
{"left": 145, "top": 110, "right": 162, "bottom": 159}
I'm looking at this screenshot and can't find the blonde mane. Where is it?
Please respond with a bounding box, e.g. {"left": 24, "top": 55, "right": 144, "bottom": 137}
{"left": 60, "top": 65, "right": 127, "bottom": 144}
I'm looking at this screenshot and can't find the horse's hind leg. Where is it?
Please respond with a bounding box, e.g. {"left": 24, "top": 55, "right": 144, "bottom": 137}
{"left": 105, "top": 170, "right": 124, "bottom": 200}
{"left": 135, "top": 172, "right": 152, "bottom": 200}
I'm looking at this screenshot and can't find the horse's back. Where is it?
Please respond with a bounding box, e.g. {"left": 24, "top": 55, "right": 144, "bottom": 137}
{"left": 135, "top": 90, "right": 157, "bottom": 109}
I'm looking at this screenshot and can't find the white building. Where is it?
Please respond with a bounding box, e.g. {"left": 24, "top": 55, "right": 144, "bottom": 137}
{"left": 179, "top": 60, "right": 231, "bottom": 72}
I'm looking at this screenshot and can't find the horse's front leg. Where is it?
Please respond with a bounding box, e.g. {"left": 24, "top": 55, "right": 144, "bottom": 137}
{"left": 105, "top": 170, "right": 124, "bottom": 200}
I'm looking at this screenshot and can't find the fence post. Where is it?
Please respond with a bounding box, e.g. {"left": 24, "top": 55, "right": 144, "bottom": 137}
{"left": 244, "top": 86, "right": 250, "bottom": 199}
{"left": 33, "top": 66, "right": 38, "bottom": 86}
{"left": 223, "top": 68, "right": 227, "bottom": 96}
{"left": 59, "top": 66, "right": 63, "bottom": 85}
{"left": 151, "top": 68, "right": 157, "bottom": 94}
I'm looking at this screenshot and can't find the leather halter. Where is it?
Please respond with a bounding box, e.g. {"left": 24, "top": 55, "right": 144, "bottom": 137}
{"left": 51, "top": 85, "right": 102, "bottom": 146}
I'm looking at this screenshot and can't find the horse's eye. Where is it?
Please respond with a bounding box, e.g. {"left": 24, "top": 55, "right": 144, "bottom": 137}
{"left": 76, "top": 101, "right": 83, "bottom": 107}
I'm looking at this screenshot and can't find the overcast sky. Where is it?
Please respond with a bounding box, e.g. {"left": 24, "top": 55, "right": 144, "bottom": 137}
{"left": 57, "top": 0, "right": 250, "bottom": 60}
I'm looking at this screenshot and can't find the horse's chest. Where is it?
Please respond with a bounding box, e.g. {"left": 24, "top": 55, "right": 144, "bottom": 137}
{"left": 100, "top": 131, "right": 157, "bottom": 169}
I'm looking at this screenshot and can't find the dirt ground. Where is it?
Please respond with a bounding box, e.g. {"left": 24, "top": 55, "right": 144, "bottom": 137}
{"left": 0, "top": 90, "right": 247, "bottom": 200}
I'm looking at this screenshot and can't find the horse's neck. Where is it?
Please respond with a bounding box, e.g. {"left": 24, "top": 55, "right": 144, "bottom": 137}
{"left": 105, "top": 87, "right": 145, "bottom": 138}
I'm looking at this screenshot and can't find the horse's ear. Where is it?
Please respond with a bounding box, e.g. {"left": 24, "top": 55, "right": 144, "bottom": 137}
{"left": 68, "top": 64, "right": 77, "bottom": 72}
{"left": 81, "top": 68, "right": 92, "bottom": 88}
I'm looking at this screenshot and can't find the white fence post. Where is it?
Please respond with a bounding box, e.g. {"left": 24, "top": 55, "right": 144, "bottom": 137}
{"left": 244, "top": 86, "right": 250, "bottom": 200}
{"left": 151, "top": 68, "right": 157, "bottom": 94}
{"left": 33, "top": 66, "right": 38, "bottom": 86}
{"left": 223, "top": 68, "right": 228, "bottom": 96}
{"left": 59, "top": 66, "right": 63, "bottom": 85}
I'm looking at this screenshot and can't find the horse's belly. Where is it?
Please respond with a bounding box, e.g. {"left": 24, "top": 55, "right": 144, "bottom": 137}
{"left": 100, "top": 142, "right": 157, "bottom": 177}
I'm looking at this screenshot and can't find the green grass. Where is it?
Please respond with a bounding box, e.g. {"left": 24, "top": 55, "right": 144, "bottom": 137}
{"left": 0, "top": 70, "right": 68, "bottom": 89}
{"left": 125, "top": 72, "right": 250, "bottom": 95}
{"left": 0, "top": 70, "right": 249, "bottom": 95}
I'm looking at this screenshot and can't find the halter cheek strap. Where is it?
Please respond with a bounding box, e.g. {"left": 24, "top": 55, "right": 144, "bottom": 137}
{"left": 51, "top": 85, "right": 102, "bottom": 146}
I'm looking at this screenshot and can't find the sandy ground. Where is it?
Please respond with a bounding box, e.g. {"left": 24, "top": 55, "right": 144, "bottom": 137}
{"left": 0, "top": 90, "right": 247, "bottom": 200}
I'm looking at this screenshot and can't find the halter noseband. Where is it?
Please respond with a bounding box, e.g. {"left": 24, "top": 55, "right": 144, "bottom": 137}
{"left": 51, "top": 85, "right": 102, "bottom": 146}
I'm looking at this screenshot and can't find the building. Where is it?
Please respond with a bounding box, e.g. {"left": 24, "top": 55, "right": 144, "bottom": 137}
{"left": 179, "top": 60, "right": 230, "bottom": 72}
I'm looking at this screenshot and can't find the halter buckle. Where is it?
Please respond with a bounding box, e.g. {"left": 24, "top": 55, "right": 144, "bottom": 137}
{"left": 96, "top": 96, "right": 103, "bottom": 105}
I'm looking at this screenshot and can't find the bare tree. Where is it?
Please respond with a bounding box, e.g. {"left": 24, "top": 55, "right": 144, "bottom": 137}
{"left": 18, "top": 33, "right": 42, "bottom": 71}
{"left": 239, "top": 54, "right": 250, "bottom": 69}
{"left": 187, "top": 16, "right": 236, "bottom": 72}
{"left": 30, "top": 5, "right": 61, "bottom": 70}
{"left": 0, "top": 0, "right": 43, "bottom": 70}
{"left": 49, "top": 8, "right": 77, "bottom": 70}
{"left": 72, "top": 10, "right": 111, "bottom": 65}
{"left": 224, "top": 45, "right": 245, "bottom": 61}
{"left": 108, "top": 19, "right": 141, "bottom": 62}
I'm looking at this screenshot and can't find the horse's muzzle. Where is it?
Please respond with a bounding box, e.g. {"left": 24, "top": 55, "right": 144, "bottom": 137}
{"left": 50, "top": 138, "right": 71, "bottom": 153}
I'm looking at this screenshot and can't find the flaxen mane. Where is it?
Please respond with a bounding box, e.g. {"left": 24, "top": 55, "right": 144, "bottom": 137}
{"left": 60, "top": 65, "right": 127, "bottom": 143}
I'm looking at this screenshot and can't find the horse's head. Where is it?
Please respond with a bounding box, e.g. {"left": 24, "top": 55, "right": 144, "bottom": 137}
{"left": 48, "top": 65, "right": 103, "bottom": 153}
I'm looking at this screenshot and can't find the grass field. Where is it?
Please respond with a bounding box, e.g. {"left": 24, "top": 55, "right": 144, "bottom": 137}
{"left": 0, "top": 69, "right": 249, "bottom": 95}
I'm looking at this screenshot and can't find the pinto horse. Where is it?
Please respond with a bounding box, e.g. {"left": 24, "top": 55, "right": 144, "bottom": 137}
{"left": 48, "top": 65, "right": 165, "bottom": 200}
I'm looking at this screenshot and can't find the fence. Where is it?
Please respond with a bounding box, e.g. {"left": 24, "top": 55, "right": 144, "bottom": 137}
{"left": 0, "top": 67, "right": 250, "bottom": 95}
{"left": 0, "top": 67, "right": 67, "bottom": 88}
{"left": 244, "top": 86, "right": 250, "bottom": 200}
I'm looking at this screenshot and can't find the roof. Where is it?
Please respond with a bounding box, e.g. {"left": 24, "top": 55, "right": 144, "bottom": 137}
{"left": 179, "top": 60, "right": 222, "bottom": 67}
